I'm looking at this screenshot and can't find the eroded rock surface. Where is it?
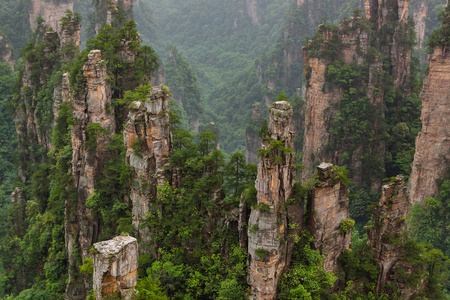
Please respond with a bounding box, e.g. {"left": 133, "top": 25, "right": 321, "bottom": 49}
{"left": 308, "top": 162, "right": 351, "bottom": 272}
{"left": 66, "top": 50, "right": 115, "bottom": 298}
{"left": 29, "top": 0, "right": 74, "bottom": 33}
{"left": 0, "top": 33, "right": 14, "bottom": 68}
{"left": 123, "top": 86, "right": 171, "bottom": 251}
{"left": 367, "top": 175, "right": 409, "bottom": 293}
{"left": 93, "top": 236, "right": 138, "bottom": 299}
{"left": 408, "top": 46, "right": 450, "bottom": 204}
{"left": 247, "top": 101, "right": 296, "bottom": 300}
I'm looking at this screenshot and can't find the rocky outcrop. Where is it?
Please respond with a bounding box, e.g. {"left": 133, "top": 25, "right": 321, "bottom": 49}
{"left": 367, "top": 175, "right": 409, "bottom": 293}
{"left": 301, "top": 14, "right": 383, "bottom": 187}
{"left": 413, "top": 2, "right": 428, "bottom": 49}
{"left": 123, "top": 86, "right": 171, "bottom": 252}
{"left": 302, "top": 0, "right": 413, "bottom": 189}
{"left": 93, "top": 236, "right": 138, "bottom": 299}
{"left": 308, "top": 163, "right": 351, "bottom": 272}
{"left": 29, "top": 0, "right": 74, "bottom": 33}
{"left": 66, "top": 50, "right": 116, "bottom": 299}
{"left": 408, "top": 46, "right": 450, "bottom": 204}
{"left": 247, "top": 101, "right": 296, "bottom": 300}
{"left": 0, "top": 33, "right": 14, "bottom": 68}
{"left": 245, "top": 103, "right": 263, "bottom": 164}
{"left": 93, "top": 0, "right": 134, "bottom": 36}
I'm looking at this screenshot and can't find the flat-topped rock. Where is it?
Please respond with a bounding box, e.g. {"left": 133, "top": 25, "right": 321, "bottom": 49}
{"left": 93, "top": 236, "right": 138, "bottom": 299}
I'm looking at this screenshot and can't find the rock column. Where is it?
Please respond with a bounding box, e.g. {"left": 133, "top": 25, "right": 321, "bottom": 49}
{"left": 408, "top": 45, "right": 450, "bottom": 204}
{"left": 308, "top": 162, "right": 351, "bottom": 272}
{"left": 123, "top": 86, "right": 171, "bottom": 252}
{"left": 93, "top": 236, "right": 138, "bottom": 299}
{"left": 247, "top": 101, "right": 296, "bottom": 300}
{"left": 367, "top": 175, "right": 409, "bottom": 293}
{"left": 66, "top": 50, "right": 115, "bottom": 298}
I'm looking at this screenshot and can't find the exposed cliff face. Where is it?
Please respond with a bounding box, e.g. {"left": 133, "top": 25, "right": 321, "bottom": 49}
{"left": 66, "top": 50, "right": 116, "bottom": 299}
{"left": 29, "top": 0, "right": 74, "bottom": 33}
{"left": 301, "top": 15, "right": 383, "bottom": 188}
{"left": 245, "top": 103, "right": 263, "bottom": 164}
{"left": 247, "top": 101, "right": 296, "bottom": 300}
{"left": 367, "top": 175, "right": 409, "bottom": 293}
{"left": 408, "top": 45, "right": 450, "bottom": 204}
{"left": 302, "top": 0, "right": 414, "bottom": 189}
{"left": 413, "top": 2, "right": 428, "bottom": 49}
{"left": 0, "top": 33, "right": 14, "bottom": 68}
{"left": 123, "top": 86, "right": 171, "bottom": 252}
{"left": 93, "top": 0, "right": 134, "bottom": 37}
{"left": 93, "top": 236, "right": 138, "bottom": 300}
{"left": 308, "top": 163, "right": 351, "bottom": 272}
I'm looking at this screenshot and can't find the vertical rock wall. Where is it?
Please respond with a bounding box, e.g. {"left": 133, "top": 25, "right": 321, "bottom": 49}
{"left": 123, "top": 86, "right": 171, "bottom": 252}
{"left": 301, "top": 15, "right": 383, "bottom": 187}
{"left": 367, "top": 175, "right": 409, "bottom": 293}
{"left": 93, "top": 236, "right": 138, "bottom": 299}
{"left": 29, "top": 0, "right": 74, "bottom": 33}
{"left": 66, "top": 50, "right": 116, "bottom": 298}
{"left": 247, "top": 101, "right": 296, "bottom": 300}
{"left": 308, "top": 163, "right": 351, "bottom": 272}
{"left": 408, "top": 46, "right": 450, "bottom": 204}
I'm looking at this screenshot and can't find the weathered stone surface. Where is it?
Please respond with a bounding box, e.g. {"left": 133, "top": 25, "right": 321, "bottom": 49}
{"left": 66, "top": 50, "right": 115, "bottom": 298}
{"left": 308, "top": 163, "right": 351, "bottom": 272}
{"left": 29, "top": 0, "right": 74, "bottom": 33}
{"left": 247, "top": 101, "right": 296, "bottom": 300}
{"left": 413, "top": 2, "right": 428, "bottom": 49}
{"left": 302, "top": 0, "right": 412, "bottom": 190}
{"left": 301, "top": 15, "right": 383, "bottom": 188}
{"left": 123, "top": 86, "right": 171, "bottom": 252}
{"left": 93, "top": 236, "right": 138, "bottom": 299}
{"left": 408, "top": 46, "right": 450, "bottom": 204}
{"left": 367, "top": 175, "right": 409, "bottom": 293}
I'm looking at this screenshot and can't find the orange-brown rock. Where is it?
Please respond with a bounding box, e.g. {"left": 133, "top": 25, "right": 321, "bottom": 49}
{"left": 367, "top": 175, "right": 409, "bottom": 293}
{"left": 66, "top": 50, "right": 115, "bottom": 299}
{"left": 247, "top": 101, "right": 296, "bottom": 300}
{"left": 29, "top": 0, "right": 73, "bottom": 33}
{"left": 93, "top": 236, "right": 138, "bottom": 299}
{"left": 408, "top": 46, "right": 450, "bottom": 204}
{"left": 123, "top": 86, "right": 171, "bottom": 252}
{"left": 301, "top": 15, "right": 383, "bottom": 188}
{"left": 413, "top": 2, "right": 428, "bottom": 49}
{"left": 308, "top": 163, "right": 351, "bottom": 272}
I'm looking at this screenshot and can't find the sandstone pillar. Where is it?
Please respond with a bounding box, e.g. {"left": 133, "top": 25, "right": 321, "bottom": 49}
{"left": 308, "top": 162, "right": 351, "bottom": 272}
{"left": 93, "top": 236, "right": 138, "bottom": 299}
{"left": 367, "top": 175, "right": 409, "bottom": 293}
{"left": 247, "top": 101, "right": 296, "bottom": 300}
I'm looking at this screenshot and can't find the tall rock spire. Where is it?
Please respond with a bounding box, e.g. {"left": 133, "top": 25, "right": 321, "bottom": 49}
{"left": 123, "top": 86, "right": 172, "bottom": 253}
{"left": 408, "top": 3, "right": 450, "bottom": 204}
{"left": 247, "top": 101, "right": 296, "bottom": 300}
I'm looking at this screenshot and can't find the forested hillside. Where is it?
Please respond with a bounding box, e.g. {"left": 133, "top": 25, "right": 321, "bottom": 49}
{"left": 0, "top": 0, "right": 449, "bottom": 299}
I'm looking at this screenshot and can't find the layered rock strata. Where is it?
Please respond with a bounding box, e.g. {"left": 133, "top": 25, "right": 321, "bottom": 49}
{"left": 302, "top": 0, "right": 412, "bottom": 189}
{"left": 93, "top": 236, "right": 138, "bottom": 299}
{"left": 123, "top": 86, "right": 171, "bottom": 251}
{"left": 29, "top": 0, "right": 74, "bottom": 33}
{"left": 367, "top": 175, "right": 409, "bottom": 293}
{"left": 301, "top": 15, "right": 383, "bottom": 187}
{"left": 408, "top": 46, "right": 450, "bottom": 204}
{"left": 308, "top": 162, "right": 351, "bottom": 272}
{"left": 247, "top": 101, "right": 296, "bottom": 300}
{"left": 66, "top": 50, "right": 115, "bottom": 298}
